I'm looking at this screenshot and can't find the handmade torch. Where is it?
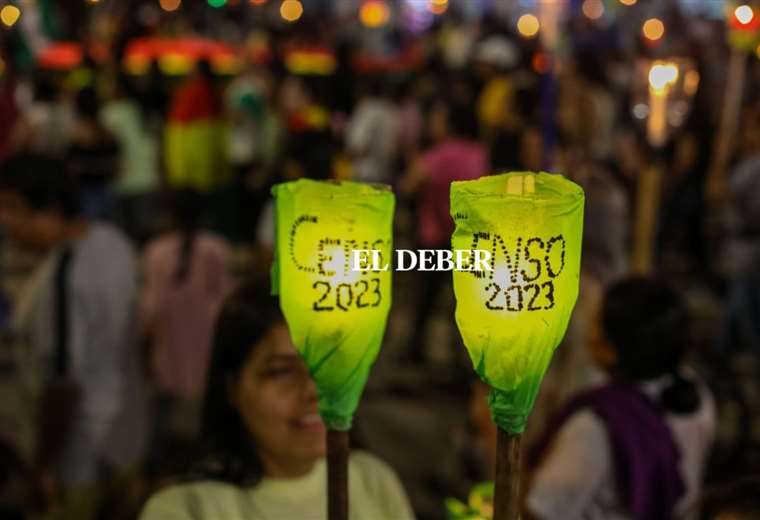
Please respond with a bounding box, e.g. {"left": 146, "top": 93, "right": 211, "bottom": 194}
{"left": 630, "top": 57, "right": 697, "bottom": 273}
{"left": 271, "top": 179, "right": 394, "bottom": 520}
{"left": 450, "top": 172, "right": 584, "bottom": 520}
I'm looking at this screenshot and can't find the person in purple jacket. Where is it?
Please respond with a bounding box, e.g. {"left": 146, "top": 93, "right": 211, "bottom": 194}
{"left": 526, "top": 278, "right": 716, "bottom": 520}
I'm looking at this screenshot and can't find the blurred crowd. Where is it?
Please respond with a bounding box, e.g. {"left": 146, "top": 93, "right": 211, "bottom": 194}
{"left": 1, "top": 0, "right": 760, "bottom": 519}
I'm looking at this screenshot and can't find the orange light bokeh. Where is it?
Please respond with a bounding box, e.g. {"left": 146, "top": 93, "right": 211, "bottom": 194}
{"left": 0, "top": 5, "right": 21, "bottom": 27}
{"left": 281, "top": 0, "right": 303, "bottom": 22}
{"left": 160, "top": 0, "right": 182, "bottom": 12}
{"left": 517, "top": 14, "right": 540, "bottom": 38}
{"left": 642, "top": 18, "right": 665, "bottom": 41}
{"left": 360, "top": 1, "right": 390, "bottom": 28}
{"left": 429, "top": 0, "right": 448, "bottom": 15}
{"left": 582, "top": 0, "right": 604, "bottom": 20}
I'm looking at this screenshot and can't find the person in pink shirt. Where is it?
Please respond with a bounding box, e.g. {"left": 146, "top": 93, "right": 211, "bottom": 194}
{"left": 400, "top": 100, "right": 489, "bottom": 364}
{"left": 140, "top": 190, "right": 235, "bottom": 471}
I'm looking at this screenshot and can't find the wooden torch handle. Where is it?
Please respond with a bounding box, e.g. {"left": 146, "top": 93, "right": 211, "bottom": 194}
{"left": 632, "top": 163, "right": 663, "bottom": 275}
{"left": 493, "top": 428, "right": 522, "bottom": 520}
{"left": 327, "top": 429, "right": 349, "bottom": 520}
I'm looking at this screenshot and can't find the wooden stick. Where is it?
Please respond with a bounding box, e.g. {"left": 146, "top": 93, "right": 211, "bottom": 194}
{"left": 706, "top": 47, "right": 747, "bottom": 204}
{"left": 493, "top": 428, "right": 522, "bottom": 520}
{"left": 327, "top": 429, "right": 349, "bottom": 520}
{"left": 705, "top": 48, "right": 748, "bottom": 245}
{"left": 632, "top": 163, "right": 663, "bottom": 275}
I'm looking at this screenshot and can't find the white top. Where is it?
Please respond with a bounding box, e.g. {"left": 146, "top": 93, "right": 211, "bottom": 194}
{"left": 13, "top": 224, "right": 138, "bottom": 485}
{"left": 345, "top": 97, "right": 400, "bottom": 184}
{"left": 527, "top": 377, "right": 716, "bottom": 520}
{"left": 140, "top": 451, "right": 415, "bottom": 520}
{"left": 101, "top": 99, "right": 160, "bottom": 195}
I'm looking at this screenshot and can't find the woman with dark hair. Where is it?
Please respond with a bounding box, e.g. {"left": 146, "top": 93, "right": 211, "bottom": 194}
{"left": 140, "top": 283, "right": 414, "bottom": 519}
{"left": 66, "top": 86, "right": 120, "bottom": 220}
{"left": 140, "top": 190, "right": 233, "bottom": 466}
{"left": 399, "top": 99, "right": 488, "bottom": 364}
{"left": 525, "top": 278, "right": 716, "bottom": 520}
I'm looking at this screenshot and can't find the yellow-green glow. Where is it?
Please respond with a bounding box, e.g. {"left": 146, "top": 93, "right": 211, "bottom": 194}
{"left": 450, "top": 172, "right": 584, "bottom": 434}
{"left": 272, "top": 179, "right": 394, "bottom": 431}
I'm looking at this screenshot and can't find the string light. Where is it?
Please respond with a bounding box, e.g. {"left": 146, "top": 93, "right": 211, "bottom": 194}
{"left": 208, "top": 0, "right": 227, "bottom": 7}
{"left": 582, "top": 0, "right": 604, "bottom": 20}
{"left": 619, "top": 0, "right": 637, "bottom": 5}
{"left": 642, "top": 18, "right": 665, "bottom": 41}
{"left": 160, "top": 0, "right": 181, "bottom": 12}
{"left": 517, "top": 13, "right": 540, "bottom": 39}
{"left": 735, "top": 5, "right": 755, "bottom": 25}
{"left": 429, "top": 0, "right": 447, "bottom": 15}
{"left": 280, "top": 0, "right": 302, "bottom": 22}
{"left": 360, "top": 1, "right": 390, "bottom": 28}
{"left": 0, "top": 5, "right": 21, "bottom": 27}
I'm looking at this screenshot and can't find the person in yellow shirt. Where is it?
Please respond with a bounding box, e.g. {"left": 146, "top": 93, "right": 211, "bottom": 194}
{"left": 140, "top": 282, "right": 415, "bottom": 520}
{"left": 474, "top": 36, "right": 523, "bottom": 171}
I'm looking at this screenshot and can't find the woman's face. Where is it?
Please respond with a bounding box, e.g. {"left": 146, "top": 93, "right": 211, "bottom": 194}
{"left": 231, "top": 322, "right": 326, "bottom": 477}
